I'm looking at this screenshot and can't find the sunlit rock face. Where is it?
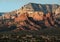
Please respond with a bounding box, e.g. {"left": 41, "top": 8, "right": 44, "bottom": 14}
{"left": 32, "top": 12, "right": 44, "bottom": 21}
{"left": 12, "top": 3, "right": 60, "bottom": 30}
{"left": 54, "top": 7, "right": 60, "bottom": 24}
{"left": 15, "top": 13, "right": 28, "bottom": 22}
{"left": 55, "top": 7, "right": 60, "bottom": 18}
{"left": 55, "top": 7, "right": 60, "bottom": 15}
{"left": 0, "top": 3, "right": 60, "bottom": 31}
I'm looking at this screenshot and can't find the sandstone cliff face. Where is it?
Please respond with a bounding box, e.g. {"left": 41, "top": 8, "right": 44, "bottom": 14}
{"left": 0, "top": 3, "right": 60, "bottom": 31}
{"left": 15, "top": 13, "right": 28, "bottom": 22}
{"left": 13, "top": 3, "right": 60, "bottom": 30}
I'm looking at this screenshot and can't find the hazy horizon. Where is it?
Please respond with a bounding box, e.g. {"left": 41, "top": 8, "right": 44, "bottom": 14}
{"left": 0, "top": 0, "right": 60, "bottom": 12}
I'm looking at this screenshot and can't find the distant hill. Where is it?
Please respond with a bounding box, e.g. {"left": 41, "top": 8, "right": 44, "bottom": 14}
{"left": 0, "top": 13, "right": 5, "bottom": 16}
{"left": 0, "top": 3, "right": 60, "bottom": 31}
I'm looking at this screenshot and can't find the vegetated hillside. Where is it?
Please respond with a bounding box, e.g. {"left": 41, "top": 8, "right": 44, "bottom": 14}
{"left": 0, "top": 3, "right": 60, "bottom": 32}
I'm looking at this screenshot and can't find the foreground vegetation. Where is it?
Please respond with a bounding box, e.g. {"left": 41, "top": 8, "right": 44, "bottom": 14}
{"left": 0, "top": 30, "right": 60, "bottom": 42}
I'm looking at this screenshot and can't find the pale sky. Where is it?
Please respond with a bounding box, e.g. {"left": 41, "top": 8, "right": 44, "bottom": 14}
{"left": 0, "top": 0, "right": 60, "bottom": 12}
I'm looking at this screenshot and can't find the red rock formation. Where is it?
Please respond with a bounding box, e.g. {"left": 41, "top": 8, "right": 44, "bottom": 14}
{"left": 0, "top": 3, "right": 60, "bottom": 31}
{"left": 15, "top": 13, "right": 28, "bottom": 22}
{"left": 33, "top": 12, "right": 44, "bottom": 21}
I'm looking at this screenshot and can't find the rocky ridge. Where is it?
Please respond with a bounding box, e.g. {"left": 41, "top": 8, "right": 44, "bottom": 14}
{"left": 0, "top": 3, "right": 60, "bottom": 31}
